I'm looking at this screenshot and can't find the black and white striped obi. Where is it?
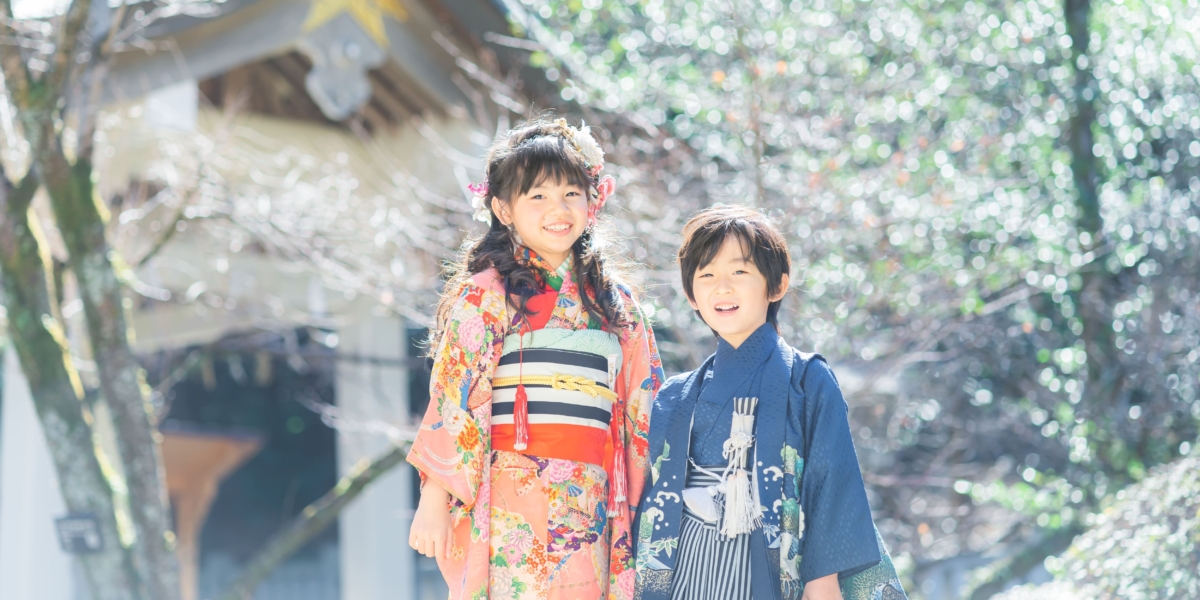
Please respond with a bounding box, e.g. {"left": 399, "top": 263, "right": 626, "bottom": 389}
{"left": 489, "top": 329, "right": 623, "bottom": 465}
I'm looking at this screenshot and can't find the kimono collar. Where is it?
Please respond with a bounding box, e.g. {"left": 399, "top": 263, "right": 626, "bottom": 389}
{"left": 517, "top": 246, "right": 572, "bottom": 291}
{"left": 712, "top": 323, "right": 778, "bottom": 378}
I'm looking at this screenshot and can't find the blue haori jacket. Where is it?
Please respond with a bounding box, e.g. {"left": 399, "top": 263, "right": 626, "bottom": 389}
{"left": 634, "top": 324, "right": 908, "bottom": 600}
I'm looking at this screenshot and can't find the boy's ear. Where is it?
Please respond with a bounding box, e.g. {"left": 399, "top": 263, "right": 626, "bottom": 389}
{"left": 769, "top": 274, "right": 790, "bottom": 303}
{"left": 686, "top": 293, "right": 699, "bottom": 311}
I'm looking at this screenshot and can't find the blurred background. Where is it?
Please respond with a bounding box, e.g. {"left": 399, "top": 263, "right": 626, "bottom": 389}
{"left": 0, "top": 0, "right": 1196, "bottom": 599}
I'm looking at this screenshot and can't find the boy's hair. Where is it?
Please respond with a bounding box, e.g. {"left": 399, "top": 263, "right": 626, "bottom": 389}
{"left": 677, "top": 205, "right": 791, "bottom": 330}
{"left": 430, "top": 117, "right": 632, "bottom": 356}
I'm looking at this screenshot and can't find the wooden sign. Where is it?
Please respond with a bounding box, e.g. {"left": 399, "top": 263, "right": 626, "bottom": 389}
{"left": 54, "top": 514, "right": 103, "bottom": 554}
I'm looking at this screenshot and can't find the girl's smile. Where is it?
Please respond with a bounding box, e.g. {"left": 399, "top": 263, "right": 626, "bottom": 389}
{"left": 493, "top": 177, "right": 589, "bottom": 269}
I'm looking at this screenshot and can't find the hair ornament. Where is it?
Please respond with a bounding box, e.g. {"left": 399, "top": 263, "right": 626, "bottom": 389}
{"left": 467, "top": 180, "right": 492, "bottom": 224}
{"left": 589, "top": 175, "right": 616, "bottom": 226}
{"left": 559, "top": 119, "right": 606, "bottom": 177}
{"left": 470, "top": 119, "right": 611, "bottom": 225}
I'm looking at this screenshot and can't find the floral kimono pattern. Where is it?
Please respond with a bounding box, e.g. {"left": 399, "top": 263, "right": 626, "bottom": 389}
{"left": 408, "top": 251, "right": 664, "bottom": 600}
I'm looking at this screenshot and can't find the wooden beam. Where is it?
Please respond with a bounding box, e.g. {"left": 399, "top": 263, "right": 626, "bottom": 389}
{"left": 355, "top": 102, "right": 390, "bottom": 133}
{"left": 372, "top": 62, "right": 444, "bottom": 117}
{"left": 222, "top": 66, "right": 254, "bottom": 114}
{"left": 248, "top": 63, "right": 286, "bottom": 116}
{"left": 365, "top": 71, "right": 416, "bottom": 123}
{"left": 265, "top": 53, "right": 337, "bottom": 125}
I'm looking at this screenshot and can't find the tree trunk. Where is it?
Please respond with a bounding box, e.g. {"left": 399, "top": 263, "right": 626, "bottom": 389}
{"left": 37, "top": 148, "right": 182, "bottom": 600}
{"left": 0, "top": 1, "right": 178, "bottom": 597}
{"left": 0, "top": 171, "right": 144, "bottom": 600}
{"left": 1065, "top": 0, "right": 1121, "bottom": 411}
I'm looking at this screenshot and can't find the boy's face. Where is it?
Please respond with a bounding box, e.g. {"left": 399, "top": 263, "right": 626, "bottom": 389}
{"left": 687, "top": 236, "right": 788, "bottom": 349}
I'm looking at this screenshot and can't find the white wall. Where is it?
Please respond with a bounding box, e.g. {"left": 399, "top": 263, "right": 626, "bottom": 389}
{"left": 0, "top": 350, "right": 79, "bottom": 600}
{"left": 335, "top": 311, "right": 417, "bottom": 600}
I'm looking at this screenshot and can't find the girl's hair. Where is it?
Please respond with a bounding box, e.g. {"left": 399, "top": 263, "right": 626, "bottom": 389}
{"left": 430, "top": 118, "right": 631, "bottom": 355}
{"left": 677, "top": 205, "right": 792, "bottom": 331}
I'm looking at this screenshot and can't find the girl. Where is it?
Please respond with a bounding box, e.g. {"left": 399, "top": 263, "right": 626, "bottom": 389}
{"left": 636, "top": 206, "right": 906, "bottom": 600}
{"left": 406, "top": 118, "right": 664, "bottom": 600}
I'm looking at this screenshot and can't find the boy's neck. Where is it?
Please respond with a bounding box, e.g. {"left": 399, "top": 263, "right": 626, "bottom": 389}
{"left": 717, "top": 319, "right": 769, "bottom": 349}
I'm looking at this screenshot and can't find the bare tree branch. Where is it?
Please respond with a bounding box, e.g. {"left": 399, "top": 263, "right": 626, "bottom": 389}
{"left": 0, "top": 0, "right": 33, "bottom": 106}
{"left": 215, "top": 443, "right": 410, "bottom": 600}
{"left": 44, "top": 0, "right": 92, "bottom": 100}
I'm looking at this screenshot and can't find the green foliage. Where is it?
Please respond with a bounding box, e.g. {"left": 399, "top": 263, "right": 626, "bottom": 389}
{"left": 1001, "top": 454, "right": 1200, "bottom": 600}
{"left": 509, "top": 0, "right": 1200, "bottom": 578}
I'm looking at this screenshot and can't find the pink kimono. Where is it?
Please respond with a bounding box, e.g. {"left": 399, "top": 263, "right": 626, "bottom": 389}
{"left": 407, "top": 256, "right": 663, "bottom": 600}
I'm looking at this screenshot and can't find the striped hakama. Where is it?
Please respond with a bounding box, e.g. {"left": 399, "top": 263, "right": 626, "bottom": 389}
{"left": 668, "top": 465, "right": 753, "bottom": 600}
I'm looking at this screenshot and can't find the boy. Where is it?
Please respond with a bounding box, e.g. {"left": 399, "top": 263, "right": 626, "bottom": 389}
{"left": 635, "top": 206, "right": 907, "bottom": 600}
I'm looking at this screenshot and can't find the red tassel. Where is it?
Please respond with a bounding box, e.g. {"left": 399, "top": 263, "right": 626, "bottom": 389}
{"left": 608, "top": 405, "right": 627, "bottom": 518}
{"left": 513, "top": 331, "right": 529, "bottom": 451}
{"left": 513, "top": 383, "right": 530, "bottom": 451}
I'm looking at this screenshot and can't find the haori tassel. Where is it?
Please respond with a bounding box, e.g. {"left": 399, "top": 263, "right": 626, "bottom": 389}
{"left": 720, "top": 397, "right": 763, "bottom": 538}
{"left": 721, "top": 468, "right": 760, "bottom": 537}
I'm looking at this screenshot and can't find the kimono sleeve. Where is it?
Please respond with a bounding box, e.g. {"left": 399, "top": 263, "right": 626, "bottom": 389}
{"left": 618, "top": 297, "right": 666, "bottom": 513}
{"left": 795, "top": 357, "right": 882, "bottom": 583}
{"left": 405, "top": 281, "right": 508, "bottom": 508}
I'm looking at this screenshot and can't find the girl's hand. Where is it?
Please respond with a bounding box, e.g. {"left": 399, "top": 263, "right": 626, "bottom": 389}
{"left": 409, "top": 480, "right": 454, "bottom": 559}
{"left": 802, "top": 574, "right": 843, "bottom": 600}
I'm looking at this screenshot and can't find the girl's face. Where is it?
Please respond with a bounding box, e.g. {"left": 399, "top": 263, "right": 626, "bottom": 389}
{"left": 688, "top": 236, "right": 789, "bottom": 348}
{"left": 492, "top": 176, "right": 589, "bottom": 269}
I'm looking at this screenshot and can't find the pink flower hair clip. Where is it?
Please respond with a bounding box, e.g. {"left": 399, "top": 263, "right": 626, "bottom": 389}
{"left": 468, "top": 180, "right": 491, "bottom": 224}
{"left": 589, "top": 175, "right": 616, "bottom": 227}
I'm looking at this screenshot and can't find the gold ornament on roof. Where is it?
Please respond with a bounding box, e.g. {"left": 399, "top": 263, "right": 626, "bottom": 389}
{"left": 303, "top": 0, "right": 409, "bottom": 47}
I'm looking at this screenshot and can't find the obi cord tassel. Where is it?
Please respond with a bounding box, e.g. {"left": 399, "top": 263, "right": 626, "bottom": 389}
{"left": 607, "top": 354, "right": 627, "bottom": 517}
{"left": 513, "top": 333, "right": 530, "bottom": 451}
{"left": 721, "top": 397, "right": 763, "bottom": 538}
{"left": 608, "top": 410, "right": 628, "bottom": 517}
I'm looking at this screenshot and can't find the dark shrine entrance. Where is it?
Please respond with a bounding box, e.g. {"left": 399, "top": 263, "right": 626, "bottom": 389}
{"left": 145, "top": 328, "right": 340, "bottom": 600}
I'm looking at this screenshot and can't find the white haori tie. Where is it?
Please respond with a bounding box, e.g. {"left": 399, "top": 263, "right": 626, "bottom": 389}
{"left": 681, "top": 397, "right": 764, "bottom": 538}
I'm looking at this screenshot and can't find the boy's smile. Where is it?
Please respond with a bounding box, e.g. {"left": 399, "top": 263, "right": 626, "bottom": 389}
{"left": 688, "top": 236, "right": 789, "bottom": 348}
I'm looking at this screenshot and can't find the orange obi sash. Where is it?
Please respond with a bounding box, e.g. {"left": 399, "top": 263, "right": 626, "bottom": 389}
{"left": 490, "top": 349, "right": 617, "bottom": 466}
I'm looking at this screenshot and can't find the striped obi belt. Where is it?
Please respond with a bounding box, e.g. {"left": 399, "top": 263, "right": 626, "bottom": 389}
{"left": 491, "top": 328, "right": 623, "bottom": 468}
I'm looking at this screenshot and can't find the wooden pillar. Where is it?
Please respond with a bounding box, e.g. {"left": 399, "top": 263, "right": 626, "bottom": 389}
{"left": 161, "top": 426, "right": 262, "bottom": 600}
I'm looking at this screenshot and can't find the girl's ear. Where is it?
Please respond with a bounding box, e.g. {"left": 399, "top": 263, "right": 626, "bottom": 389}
{"left": 770, "top": 273, "right": 791, "bottom": 302}
{"left": 491, "top": 196, "right": 512, "bottom": 226}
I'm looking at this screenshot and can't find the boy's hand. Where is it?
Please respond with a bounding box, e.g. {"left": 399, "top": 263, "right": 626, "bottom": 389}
{"left": 409, "top": 481, "right": 454, "bottom": 559}
{"left": 802, "top": 574, "right": 843, "bottom": 600}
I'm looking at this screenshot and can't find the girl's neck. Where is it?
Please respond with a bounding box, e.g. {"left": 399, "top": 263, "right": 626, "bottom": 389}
{"left": 526, "top": 247, "right": 571, "bottom": 271}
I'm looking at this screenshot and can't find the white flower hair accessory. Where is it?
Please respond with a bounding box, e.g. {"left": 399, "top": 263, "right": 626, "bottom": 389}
{"left": 557, "top": 119, "right": 616, "bottom": 225}
{"left": 560, "top": 119, "right": 606, "bottom": 176}
{"left": 467, "top": 181, "right": 491, "bottom": 224}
